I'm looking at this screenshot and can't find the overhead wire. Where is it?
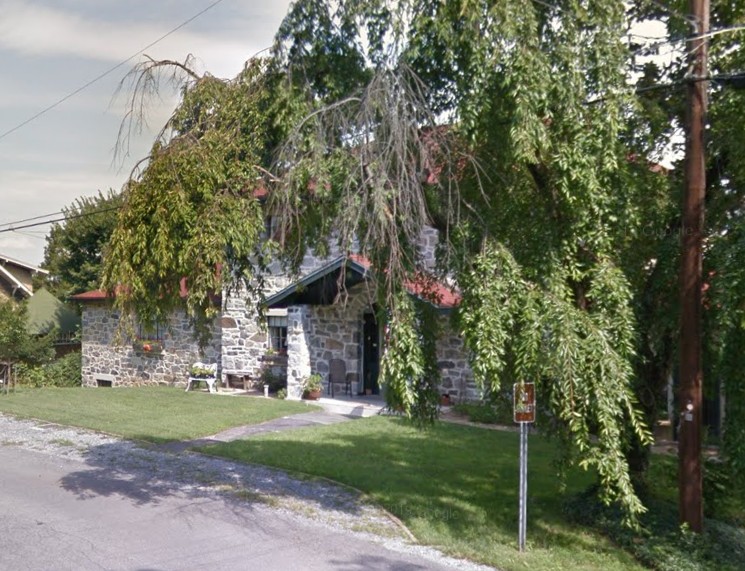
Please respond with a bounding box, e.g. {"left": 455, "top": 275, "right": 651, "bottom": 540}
{"left": 0, "top": 0, "right": 227, "bottom": 142}
{"left": 0, "top": 209, "right": 85, "bottom": 228}
{"left": 0, "top": 205, "right": 122, "bottom": 234}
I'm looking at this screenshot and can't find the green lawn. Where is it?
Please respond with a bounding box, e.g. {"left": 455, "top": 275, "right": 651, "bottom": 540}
{"left": 0, "top": 387, "right": 315, "bottom": 442}
{"left": 205, "top": 416, "right": 647, "bottom": 571}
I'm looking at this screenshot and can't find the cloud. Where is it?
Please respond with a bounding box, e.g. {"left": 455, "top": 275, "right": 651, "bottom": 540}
{"left": 0, "top": 1, "right": 281, "bottom": 78}
{"left": 0, "top": 0, "right": 294, "bottom": 264}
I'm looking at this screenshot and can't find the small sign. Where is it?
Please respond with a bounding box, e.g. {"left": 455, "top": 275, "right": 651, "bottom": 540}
{"left": 513, "top": 383, "right": 536, "bottom": 423}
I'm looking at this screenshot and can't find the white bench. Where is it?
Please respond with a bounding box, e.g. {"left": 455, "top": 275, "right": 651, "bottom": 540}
{"left": 185, "top": 362, "right": 218, "bottom": 394}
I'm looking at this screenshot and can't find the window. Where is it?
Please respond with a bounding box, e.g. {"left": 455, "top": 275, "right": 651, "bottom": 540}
{"left": 267, "top": 314, "right": 288, "bottom": 354}
{"left": 138, "top": 320, "right": 164, "bottom": 341}
{"left": 264, "top": 215, "right": 279, "bottom": 240}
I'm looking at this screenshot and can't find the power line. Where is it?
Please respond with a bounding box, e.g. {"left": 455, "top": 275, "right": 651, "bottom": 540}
{"left": 0, "top": 206, "right": 122, "bottom": 234}
{"left": 0, "top": 209, "right": 72, "bottom": 228}
{"left": 0, "top": 0, "right": 227, "bottom": 142}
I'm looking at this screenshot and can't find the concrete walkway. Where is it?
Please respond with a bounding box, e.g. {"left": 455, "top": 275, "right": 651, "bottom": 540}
{"left": 156, "top": 410, "right": 353, "bottom": 453}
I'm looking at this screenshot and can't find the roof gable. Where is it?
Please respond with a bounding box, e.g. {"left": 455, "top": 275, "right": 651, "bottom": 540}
{"left": 27, "top": 288, "right": 81, "bottom": 335}
{"left": 265, "top": 255, "right": 460, "bottom": 312}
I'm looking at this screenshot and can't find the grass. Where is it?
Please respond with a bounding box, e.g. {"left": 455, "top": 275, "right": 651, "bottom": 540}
{"left": 204, "top": 416, "right": 647, "bottom": 571}
{"left": 0, "top": 386, "right": 316, "bottom": 443}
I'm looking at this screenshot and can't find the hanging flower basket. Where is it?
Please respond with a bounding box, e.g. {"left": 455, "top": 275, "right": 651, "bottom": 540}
{"left": 133, "top": 339, "right": 164, "bottom": 354}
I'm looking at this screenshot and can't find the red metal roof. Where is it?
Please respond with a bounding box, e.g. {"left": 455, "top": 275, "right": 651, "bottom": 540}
{"left": 69, "top": 289, "right": 109, "bottom": 301}
{"left": 70, "top": 278, "right": 190, "bottom": 302}
{"left": 347, "top": 253, "right": 460, "bottom": 309}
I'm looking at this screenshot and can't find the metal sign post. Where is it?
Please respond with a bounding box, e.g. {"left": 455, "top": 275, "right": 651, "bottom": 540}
{"left": 514, "top": 382, "right": 535, "bottom": 553}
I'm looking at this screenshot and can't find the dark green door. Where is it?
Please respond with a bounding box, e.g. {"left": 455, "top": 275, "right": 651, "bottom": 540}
{"left": 362, "top": 312, "right": 380, "bottom": 394}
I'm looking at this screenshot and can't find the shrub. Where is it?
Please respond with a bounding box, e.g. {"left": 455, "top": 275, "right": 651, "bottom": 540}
{"left": 276, "top": 388, "right": 287, "bottom": 400}
{"left": 453, "top": 398, "right": 513, "bottom": 425}
{"left": 565, "top": 486, "right": 745, "bottom": 570}
{"left": 17, "top": 352, "right": 82, "bottom": 388}
{"left": 260, "top": 367, "right": 286, "bottom": 392}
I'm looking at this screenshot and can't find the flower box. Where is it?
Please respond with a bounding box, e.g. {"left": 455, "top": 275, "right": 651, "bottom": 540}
{"left": 132, "top": 339, "right": 164, "bottom": 354}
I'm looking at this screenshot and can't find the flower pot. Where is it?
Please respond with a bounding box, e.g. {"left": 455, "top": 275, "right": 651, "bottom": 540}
{"left": 440, "top": 394, "right": 451, "bottom": 406}
{"left": 133, "top": 340, "right": 163, "bottom": 354}
{"left": 303, "top": 389, "right": 322, "bottom": 401}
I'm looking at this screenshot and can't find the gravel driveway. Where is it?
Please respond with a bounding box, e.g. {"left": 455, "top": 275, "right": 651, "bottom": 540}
{"left": 0, "top": 413, "right": 496, "bottom": 571}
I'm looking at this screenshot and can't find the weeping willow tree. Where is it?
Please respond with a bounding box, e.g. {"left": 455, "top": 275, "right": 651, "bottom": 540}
{"left": 102, "top": 59, "right": 275, "bottom": 344}
{"left": 267, "top": 0, "right": 655, "bottom": 522}
{"left": 101, "top": 0, "right": 681, "bottom": 522}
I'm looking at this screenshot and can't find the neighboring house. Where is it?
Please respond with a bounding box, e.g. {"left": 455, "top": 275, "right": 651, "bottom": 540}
{"left": 26, "top": 287, "right": 81, "bottom": 356}
{"left": 0, "top": 253, "right": 47, "bottom": 301}
{"left": 72, "top": 227, "right": 479, "bottom": 401}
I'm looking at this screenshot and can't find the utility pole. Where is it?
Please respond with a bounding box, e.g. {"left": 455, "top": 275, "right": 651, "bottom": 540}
{"left": 679, "top": 0, "right": 709, "bottom": 533}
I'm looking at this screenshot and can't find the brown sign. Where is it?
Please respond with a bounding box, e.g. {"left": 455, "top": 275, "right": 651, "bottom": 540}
{"left": 513, "top": 383, "right": 536, "bottom": 423}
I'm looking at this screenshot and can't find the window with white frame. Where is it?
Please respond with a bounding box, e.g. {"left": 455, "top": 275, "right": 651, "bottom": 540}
{"left": 267, "top": 310, "right": 288, "bottom": 354}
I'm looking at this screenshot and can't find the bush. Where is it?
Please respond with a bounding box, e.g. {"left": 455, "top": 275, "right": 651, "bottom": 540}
{"left": 260, "top": 367, "right": 286, "bottom": 392}
{"left": 17, "top": 352, "right": 82, "bottom": 388}
{"left": 453, "top": 398, "right": 513, "bottom": 425}
{"left": 565, "top": 486, "right": 745, "bottom": 570}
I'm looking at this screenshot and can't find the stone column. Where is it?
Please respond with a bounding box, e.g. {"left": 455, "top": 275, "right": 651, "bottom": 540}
{"left": 286, "top": 305, "right": 312, "bottom": 400}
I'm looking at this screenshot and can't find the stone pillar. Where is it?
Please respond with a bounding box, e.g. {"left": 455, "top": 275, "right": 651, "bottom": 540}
{"left": 286, "top": 305, "right": 312, "bottom": 400}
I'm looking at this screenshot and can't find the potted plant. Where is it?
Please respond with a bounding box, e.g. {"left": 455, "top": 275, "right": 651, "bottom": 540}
{"left": 189, "top": 364, "right": 214, "bottom": 378}
{"left": 302, "top": 373, "right": 323, "bottom": 400}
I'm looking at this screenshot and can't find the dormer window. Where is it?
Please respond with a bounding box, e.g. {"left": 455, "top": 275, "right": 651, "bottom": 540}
{"left": 264, "top": 215, "right": 281, "bottom": 241}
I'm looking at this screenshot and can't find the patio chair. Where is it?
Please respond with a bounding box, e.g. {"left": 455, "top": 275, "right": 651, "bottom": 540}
{"left": 327, "top": 358, "right": 350, "bottom": 397}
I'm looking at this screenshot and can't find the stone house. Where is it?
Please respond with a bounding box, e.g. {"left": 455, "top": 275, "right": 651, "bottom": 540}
{"left": 72, "top": 228, "right": 478, "bottom": 401}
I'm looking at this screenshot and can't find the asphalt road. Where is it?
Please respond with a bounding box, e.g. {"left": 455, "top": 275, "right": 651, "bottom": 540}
{"left": 0, "top": 446, "right": 470, "bottom": 571}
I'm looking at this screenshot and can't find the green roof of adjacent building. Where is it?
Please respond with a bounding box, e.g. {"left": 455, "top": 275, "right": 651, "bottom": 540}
{"left": 26, "top": 287, "right": 80, "bottom": 336}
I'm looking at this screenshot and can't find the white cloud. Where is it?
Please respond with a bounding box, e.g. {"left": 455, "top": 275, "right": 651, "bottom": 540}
{"left": 0, "top": 0, "right": 294, "bottom": 264}
{"left": 0, "top": 0, "right": 277, "bottom": 78}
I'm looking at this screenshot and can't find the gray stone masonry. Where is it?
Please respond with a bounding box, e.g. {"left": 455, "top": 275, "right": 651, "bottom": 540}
{"left": 303, "top": 282, "right": 373, "bottom": 396}
{"left": 286, "top": 305, "right": 312, "bottom": 399}
{"left": 79, "top": 224, "right": 476, "bottom": 399}
{"left": 283, "top": 281, "right": 477, "bottom": 402}
{"left": 219, "top": 276, "right": 290, "bottom": 383}
{"left": 436, "top": 318, "right": 480, "bottom": 402}
{"left": 80, "top": 302, "right": 220, "bottom": 388}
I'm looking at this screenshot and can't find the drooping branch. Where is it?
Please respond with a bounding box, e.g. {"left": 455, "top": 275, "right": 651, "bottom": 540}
{"left": 112, "top": 54, "right": 201, "bottom": 166}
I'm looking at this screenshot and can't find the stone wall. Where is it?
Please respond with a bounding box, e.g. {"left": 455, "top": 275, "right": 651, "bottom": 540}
{"left": 436, "top": 320, "right": 479, "bottom": 402}
{"left": 219, "top": 248, "right": 341, "bottom": 384}
{"left": 286, "top": 305, "right": 312, "bottom": 399}
{"left": 284, "top": 284, "right": 373, "bottom": 399}
{"left": 418, "top": 226, "right": 439, "bottom": 270}
{"left": 80, "top": 302, "right": 220, "bottom": 388}
{"left": 219, "top": 276, "right": 290, "bottom": 381}
{"left": 282, "top": 283, "right": 478, "bottom": 402}
{"left": 78, "top": 226, "right": 451, "bottom": 394}
{"left": 306, "top": 283, "right": 373, "bottom": 394}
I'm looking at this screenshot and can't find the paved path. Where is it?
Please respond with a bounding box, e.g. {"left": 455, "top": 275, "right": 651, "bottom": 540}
{"left": 156, "top": 411, "right": 353, "bottom": 453}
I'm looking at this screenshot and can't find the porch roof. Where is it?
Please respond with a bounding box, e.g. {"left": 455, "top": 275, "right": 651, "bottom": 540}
{"left": 265, "top": 254, "right": 460, "bottom": 312}
{"left": 264, "top": 256, "right": 371, "bottom": 308}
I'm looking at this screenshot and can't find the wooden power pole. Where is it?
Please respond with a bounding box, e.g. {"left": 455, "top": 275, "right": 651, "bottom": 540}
{"left": 679, "top": 0, "right": 709, "bottom": 533}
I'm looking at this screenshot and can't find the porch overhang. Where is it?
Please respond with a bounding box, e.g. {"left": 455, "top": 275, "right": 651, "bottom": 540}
{"left": 265, "top": 254, "right": 460, "bottom": 314}
{"left": 265, "top": 256, "right": 371, "bottom": 308}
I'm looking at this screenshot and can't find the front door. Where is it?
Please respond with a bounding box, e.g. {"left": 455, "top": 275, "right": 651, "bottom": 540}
{"left": 362, "top": 312, "right": 380, "bottom": 395}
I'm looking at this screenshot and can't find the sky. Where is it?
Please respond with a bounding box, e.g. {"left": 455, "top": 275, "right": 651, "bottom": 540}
{"left": 0, "top": 0, "right": 293, "bottom": 266}
{"left": 0, "top": 2, "right": 675, "bottom": 269}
